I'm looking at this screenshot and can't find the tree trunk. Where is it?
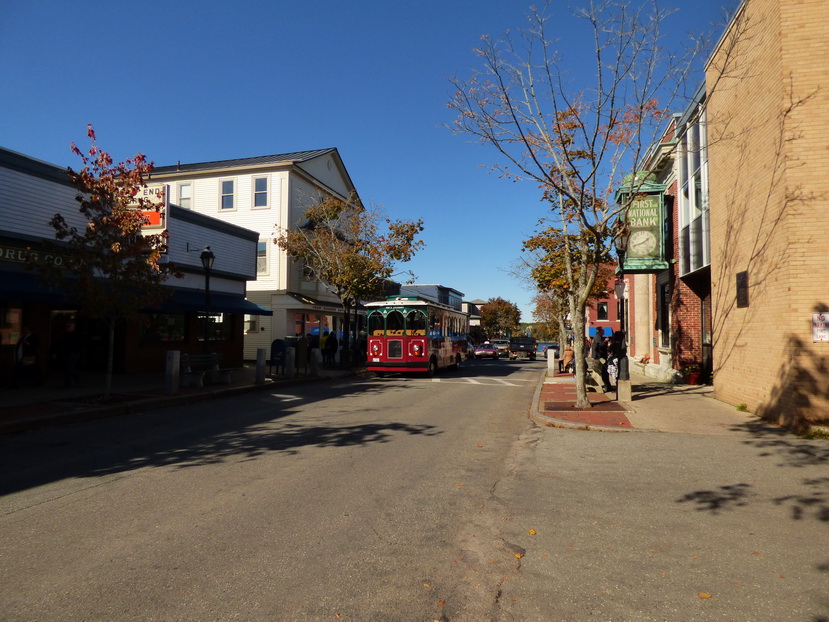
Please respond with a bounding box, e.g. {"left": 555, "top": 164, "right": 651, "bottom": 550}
{"left": 340, "top": 298, "right": 352, "bottom": 367}
{"left": 571, "top": 306, "right": 591, "bottom": 408}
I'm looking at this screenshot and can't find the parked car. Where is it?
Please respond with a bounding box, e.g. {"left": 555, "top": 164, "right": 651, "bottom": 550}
{"left": 473, "top": 343, "right": 499, "bottom": 359}
{"left": 490, "top": 339, "right": 510, "bottom": 358}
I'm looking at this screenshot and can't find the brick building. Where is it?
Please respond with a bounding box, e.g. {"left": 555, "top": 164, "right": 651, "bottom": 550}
{"left": 704, "top": 0, "right": 829, "bottom": 425}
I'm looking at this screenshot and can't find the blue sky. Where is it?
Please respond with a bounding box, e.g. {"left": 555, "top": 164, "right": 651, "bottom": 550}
{"left": 1, "top": 0, "right": 735, "bottom": 320}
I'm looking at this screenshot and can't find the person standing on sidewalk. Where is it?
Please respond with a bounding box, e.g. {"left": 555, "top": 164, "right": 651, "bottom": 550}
{"left": 590, "top": 327, "right": 612, "bottom": 392}
{"left": 325, "top": 331, "right": 339, "bottom": 368}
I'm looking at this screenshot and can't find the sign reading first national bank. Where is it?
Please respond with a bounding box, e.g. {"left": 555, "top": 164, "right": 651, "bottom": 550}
{"left": 618, "top": 184, "right": 670, "bottom": 274}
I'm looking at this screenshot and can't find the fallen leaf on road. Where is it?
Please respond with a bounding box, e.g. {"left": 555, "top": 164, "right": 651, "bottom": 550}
{"left": 698, "top": 592, "right": 712, "bottom": 599}
{"left": 528, "top": 529, "right": 537, "bottom": 535}
{"left": 514, "top": 552, "right": 524, "bottom": 559}
{"left": 455, "top": 482, "right": 463, "bottom": 487}
{"left": 438, "top": 600, "right": 446, "bottom": 606}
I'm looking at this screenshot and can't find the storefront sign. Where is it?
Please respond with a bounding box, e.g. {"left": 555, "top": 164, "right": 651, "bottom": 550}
{"left": 131, "top": 183, "right": 168, "bottom": 230}
{"left": 0, "top": 244, "right": 64, "bottom": 266}
{"left": 813, "top": 313, "right": 829, "bottom": 342}
{"left": 615, "top": 173, "right": 670, "bottom": 273}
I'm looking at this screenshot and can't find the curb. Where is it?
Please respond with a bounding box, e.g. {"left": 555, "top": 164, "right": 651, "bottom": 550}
{"left": 528, "top": 371, "right": 644, "bottom": 433}
{"left": 0, "top": 374, "right": 340, "bottom": 437}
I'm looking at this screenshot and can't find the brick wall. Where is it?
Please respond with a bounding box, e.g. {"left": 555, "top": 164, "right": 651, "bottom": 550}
{"left": 706, "top": 0, "right": 829, "bottom": 425}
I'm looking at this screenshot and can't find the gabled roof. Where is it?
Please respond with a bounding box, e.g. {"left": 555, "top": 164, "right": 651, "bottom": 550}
{"left": 153, "top": 148, "right": 338, "bottom": 174}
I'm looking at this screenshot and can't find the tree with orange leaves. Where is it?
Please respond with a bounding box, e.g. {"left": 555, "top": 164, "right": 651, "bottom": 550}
{"left": 275, "top": 192, "right": 424, "bottom": 365}
{"left": 34, "top": 125, "right": 180, "bottom": 397}
{"left": 448, "top": 0, "right": 703, "bottom": 406}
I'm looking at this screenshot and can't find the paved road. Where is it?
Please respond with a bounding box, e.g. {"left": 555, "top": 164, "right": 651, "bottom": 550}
{"left": 1, "top": 359, "right": 827, "bottom": 621}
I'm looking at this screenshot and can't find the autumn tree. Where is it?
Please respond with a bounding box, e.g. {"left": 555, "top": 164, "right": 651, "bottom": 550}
{"left": 480, "top": 297, "right": 521, "bottom": 338}
{"left": 531, "top": 292, "right": 563, "bottom": 342}
{"left": 275, "top": 193, "right": 424, "bottom": 365}
{"left": 523, "top": 228, "right": 616, "bottom": 352}
{"left": 35, "top": 125, "right": 179, "bottom": 397}
{"left": 448, "top": 0, "right": 706, "bottom": 406}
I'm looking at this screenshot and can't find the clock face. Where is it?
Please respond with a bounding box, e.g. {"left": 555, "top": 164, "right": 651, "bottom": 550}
{"left": 628, "top": 230, "right": 658, "bottom": 257}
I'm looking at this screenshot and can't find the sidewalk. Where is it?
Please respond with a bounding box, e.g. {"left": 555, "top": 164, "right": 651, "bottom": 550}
{"left": 0, "top": 363, "right": 351, "bottom": 436}
{"left": 531, "top": 369, "right": 762, "bottom": 433}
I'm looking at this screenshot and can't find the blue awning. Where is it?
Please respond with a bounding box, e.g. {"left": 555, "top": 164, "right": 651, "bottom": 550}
{"left": 164, "top": 289, "right": 273, "bottom": 316}
{"left": 0, "top": 270, "right": 69, "bottom": 304}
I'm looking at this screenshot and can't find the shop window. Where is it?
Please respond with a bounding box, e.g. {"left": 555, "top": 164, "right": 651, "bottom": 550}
{"left": 140, "top": 313, "right": 185, "bottom": 343}
{"left": 1, "top": 305, "right": 22, "bottom": 347}
{"left": 198, "top": 312, "right": 232, "bottom": 343}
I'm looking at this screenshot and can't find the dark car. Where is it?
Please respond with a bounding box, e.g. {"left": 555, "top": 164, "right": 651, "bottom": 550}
{"left": 473, "top": 343, "right": 499, "bottom": 359}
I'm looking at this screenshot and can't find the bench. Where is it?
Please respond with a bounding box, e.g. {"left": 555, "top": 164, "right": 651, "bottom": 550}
{"left": 180, "top": 353, "right": 233, "bottom": 387}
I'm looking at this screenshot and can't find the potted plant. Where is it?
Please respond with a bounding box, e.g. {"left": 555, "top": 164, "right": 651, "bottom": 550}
{"left": 683, "top": 364, "right": 701, "bottom": 385}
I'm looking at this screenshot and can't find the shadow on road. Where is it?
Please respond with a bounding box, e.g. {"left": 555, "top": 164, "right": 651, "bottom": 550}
{"left": 0, "top": 377, "right": 440, "bottom": 497}
{"left": 675, "top": 419, "right": 829, "bottom": 523}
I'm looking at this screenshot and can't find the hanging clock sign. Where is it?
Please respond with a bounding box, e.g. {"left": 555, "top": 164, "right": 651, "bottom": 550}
{"left": 615, "top": 174, "right": 670, "bottom": 273}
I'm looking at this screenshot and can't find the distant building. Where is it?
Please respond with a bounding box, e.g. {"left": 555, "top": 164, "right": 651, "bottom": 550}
{"left": 398, "top": 284, "right": 464, "bottom": 311}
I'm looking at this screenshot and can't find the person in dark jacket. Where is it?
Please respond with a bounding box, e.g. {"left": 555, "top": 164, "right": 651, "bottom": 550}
{"left": 589, "top": 327, "right": 612, "bottom": 392}
{"left": 325, "top": 332, "right": 339, "bottom": 367}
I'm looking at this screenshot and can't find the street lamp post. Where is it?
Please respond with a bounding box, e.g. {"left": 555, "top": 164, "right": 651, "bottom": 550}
{"left": 200, "top": 246, "right": 215, "bottom": 353}
{"left": 613, "top": 233, "right": 630, "bottom": 383}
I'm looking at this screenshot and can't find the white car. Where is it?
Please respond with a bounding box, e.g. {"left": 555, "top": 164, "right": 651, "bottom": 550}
{"left": 490, "top": 339, "right": 510, "bottom": 358}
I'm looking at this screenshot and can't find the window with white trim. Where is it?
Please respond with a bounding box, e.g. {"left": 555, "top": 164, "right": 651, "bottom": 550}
{"left": 257, "top": 241, "right": 268, "bottom": 275}
{"left": 220, "top": 179, "right": 235, "bottom": 210}
{"left": 253, "top": 176, "right": 268, "bottom": 209}
{"left": 178, "top": 183, "right": 192, "bottom": 209}
{"left": 678, "top": 104, "right": 710, "bottom": 276}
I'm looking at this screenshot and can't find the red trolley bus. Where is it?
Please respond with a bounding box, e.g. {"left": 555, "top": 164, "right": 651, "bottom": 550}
{"left": 364, "top": 296, "right": 469, "bottom": 376}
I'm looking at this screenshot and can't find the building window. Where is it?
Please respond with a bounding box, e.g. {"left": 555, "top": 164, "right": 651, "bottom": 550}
{"left": 678, "top": 103, "right": 710, "bottom": 276}
{"left": 178, "top": 183, "right": 192, "bottom": 209}
{"left": 658, "top": 280, "right": 671, "bottom": 348}
{"left": 140, "top": 313, "right": 185, "bottom": 343}
{"left": 597, "top": 302, "right": 608, "bottom": 321}
{"left": 198, "top": 312, "right": 232, "bottom": 342}
{"left": 253, "top": 176, "right": 268, "bottom": 208}
{"left": 244, "top": 314, "right": 258, "bottom": 333}
{"left": 220, "top": 179, "right": 235, "bottom": 210}
{"left": 257, "top": 241, "right": 268, "bottom": 274}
